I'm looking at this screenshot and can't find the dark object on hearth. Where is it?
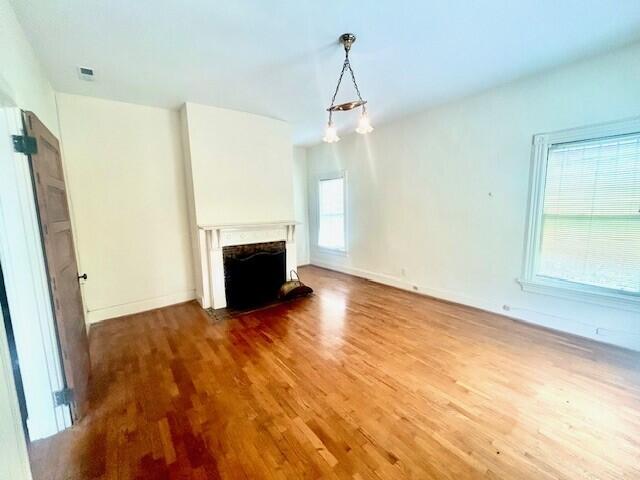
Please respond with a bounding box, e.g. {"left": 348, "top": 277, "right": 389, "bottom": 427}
{"left": 279, "top": 270, "right": 313, "bottom": 300}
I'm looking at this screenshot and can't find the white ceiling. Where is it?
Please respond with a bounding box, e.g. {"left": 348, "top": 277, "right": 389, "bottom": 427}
{"left": 11, "top": 0, "right": 640, "bottom": 145}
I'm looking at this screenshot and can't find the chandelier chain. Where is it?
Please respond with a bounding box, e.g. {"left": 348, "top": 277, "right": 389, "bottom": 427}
{"left": 328, "top": 58, "right": 348, "bottom": 123}
{"left": 345, "top": 52, "right": 365, "bottom": 104}
{"left": 328, "top": 51, "right": 365, "bottom": 123}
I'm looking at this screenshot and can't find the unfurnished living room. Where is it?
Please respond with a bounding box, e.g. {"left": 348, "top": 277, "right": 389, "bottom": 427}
{"left": 1, "top": 1, "right": 640, "bottom": 479}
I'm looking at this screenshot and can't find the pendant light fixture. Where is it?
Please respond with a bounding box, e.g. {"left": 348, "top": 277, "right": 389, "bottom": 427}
{"left": 323, "top": 33, "right": 373, "bottom": 143}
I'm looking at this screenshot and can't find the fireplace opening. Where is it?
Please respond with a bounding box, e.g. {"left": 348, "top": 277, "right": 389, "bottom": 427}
{"left": 223, "top": 241, "right": 286, "bottom": 309}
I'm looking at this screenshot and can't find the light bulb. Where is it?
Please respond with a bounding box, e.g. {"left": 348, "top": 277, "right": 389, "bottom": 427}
{"left": 356, "top": 111, "right": 373, "bottom": 134}
{"left": 323, "top": 122, "right": 340, "bottom": 143}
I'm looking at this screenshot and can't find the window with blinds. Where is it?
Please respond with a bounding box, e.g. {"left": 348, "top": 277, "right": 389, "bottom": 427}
{"left": 318, "top": 176, "right": 346, "bottom": 251}
{"left": 523, "top": 120, "right": 640, "bottom": 304}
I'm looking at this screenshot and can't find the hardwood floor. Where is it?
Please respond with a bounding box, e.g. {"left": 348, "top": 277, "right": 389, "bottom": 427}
{"left": 29, "top": 266, "right": 640, "bottom": 479}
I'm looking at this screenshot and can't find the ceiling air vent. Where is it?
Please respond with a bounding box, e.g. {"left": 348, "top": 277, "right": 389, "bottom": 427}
{"left": 77, "top": 66, "right": 95, "bottom": 81}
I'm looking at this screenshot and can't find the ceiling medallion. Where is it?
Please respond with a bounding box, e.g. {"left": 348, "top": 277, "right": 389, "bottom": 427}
{"left": 323, "top": 33, "right": 373, "bottom": 143}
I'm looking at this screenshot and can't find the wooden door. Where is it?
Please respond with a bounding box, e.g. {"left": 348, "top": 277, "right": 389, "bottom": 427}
{"left": 24, "top": 111, "right": 91, "bottom": 420}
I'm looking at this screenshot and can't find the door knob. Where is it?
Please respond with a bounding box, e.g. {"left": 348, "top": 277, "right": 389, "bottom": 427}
{"left": 77, "top": 273, "right": 87, "bottom": 281}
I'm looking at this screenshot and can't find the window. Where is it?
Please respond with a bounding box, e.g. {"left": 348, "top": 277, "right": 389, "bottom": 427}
{"left": 521, "top": 118, "right": 640, "bottom": 309}
{"left": 318, "top": 174, "right": 346, "bottom": 252}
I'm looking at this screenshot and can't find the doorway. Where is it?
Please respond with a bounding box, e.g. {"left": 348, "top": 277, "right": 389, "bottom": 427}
{"left": 0, "top": 105, "right": 72, "bottom": 441}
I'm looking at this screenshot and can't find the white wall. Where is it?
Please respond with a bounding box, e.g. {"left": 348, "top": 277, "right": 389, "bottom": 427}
{"left": 178, "top": 106, "right": 204, "bottom": 304}
{"left": 0, "top": 0, "right": 57, "bottom": 134}
{"left": 293, "top": 147, "right": 310, "bottom": 265}
{"left": 307, "top": 42, "right": 640, "bottom": 351}
{"left": 56, "top": 94, "right": 195, "bottom": 324}
{"left": 182, "top": 103, "right": 295, "bottom": 226}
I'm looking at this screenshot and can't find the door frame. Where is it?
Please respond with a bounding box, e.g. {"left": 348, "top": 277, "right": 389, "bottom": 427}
{"left": 0, "top": 292, "right": 32, "bottom": 480}
{"left": 0, "top": 88, "right": 71, "bottom": 440}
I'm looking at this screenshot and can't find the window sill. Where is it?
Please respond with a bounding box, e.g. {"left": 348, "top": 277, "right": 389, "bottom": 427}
{"left": 518, "top": 278, "right": 640, "bottom": 313}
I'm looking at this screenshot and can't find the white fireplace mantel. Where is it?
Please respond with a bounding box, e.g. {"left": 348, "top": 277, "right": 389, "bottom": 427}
{"left": 196, "top": 221, "right": 298, "bottom": 309}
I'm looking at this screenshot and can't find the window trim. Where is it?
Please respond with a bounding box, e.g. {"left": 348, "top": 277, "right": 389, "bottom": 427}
{"left": 520, "top": 116, "right": 640, "bottom": 312}
{"left": 316, "top": 171, "right": 348, "bottom": 255}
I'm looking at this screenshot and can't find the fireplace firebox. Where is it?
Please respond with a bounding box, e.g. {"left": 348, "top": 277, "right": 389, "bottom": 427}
{"left": 222, "top": 241, "right": 286, "bottom": 308}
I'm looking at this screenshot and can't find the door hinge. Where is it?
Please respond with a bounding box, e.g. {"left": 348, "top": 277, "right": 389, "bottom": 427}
{"left": 53, "top": 387, "right": 74, "bottom": 407}
{"left": 12, "top": 134, "right": 38, "bottom": 155}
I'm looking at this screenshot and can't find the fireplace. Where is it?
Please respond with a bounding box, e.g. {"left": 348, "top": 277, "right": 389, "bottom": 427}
{"left": 223, "top": 241, "right": 286, "bottom": 308}
{"left": 195, "top": 222, "right": 298, "bottom": 310}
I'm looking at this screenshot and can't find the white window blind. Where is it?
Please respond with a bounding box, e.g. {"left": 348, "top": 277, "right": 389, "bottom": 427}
{"left": 318, "top": 176, "right": 346, "bottom": 251}
{"left": 537, "top": 133, "right": 640, "bottom": 293}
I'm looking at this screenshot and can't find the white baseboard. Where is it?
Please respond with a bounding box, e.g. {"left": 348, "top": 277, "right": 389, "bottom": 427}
{"left": 86, "top": 290, "right": 196, "bottom": 325}
{"left": 309, "top": 260, "right": 640, "bottom": 352}
{"left": 311, "top": 260, "right": 498, "bottom": 312}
